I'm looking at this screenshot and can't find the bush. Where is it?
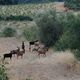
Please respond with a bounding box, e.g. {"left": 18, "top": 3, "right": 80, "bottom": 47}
{"left": 35, "top": 9, "right": 62, "bottom": 47}
{"left": 23, "top": 26, "right": 38, "bottom": 41}
{"left": 2, "top": 27, "right": 16, "bottom": 37}
{"left": 0, "top": 15, "right": 33, "bottom": 21}
{"left": 72, "top": 49, "right": 80, "bottom": 60}
{"left": 0, "top": 64, "right": 8, "bottom": 80}
{"left": 5, "top": 15, "right": 33, "bottom": 21}
{"left": 64, "top": 0, "right": 80, "bottom": 10}
{"left": 0, "top": 32, "right": 4, "bottom": 37}
{"left": 54, "top": 13, "right": 80, "bottom": 51}
{"left": 26, "top": 78, "right": 32, "bottom": 80}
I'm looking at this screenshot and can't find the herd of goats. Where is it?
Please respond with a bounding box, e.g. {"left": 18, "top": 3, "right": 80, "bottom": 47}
{"left": 3, "top": 40, "right": 49, "bottom": 60}
{"left": 3, "top": 7, "right": 70, "bottom": 61}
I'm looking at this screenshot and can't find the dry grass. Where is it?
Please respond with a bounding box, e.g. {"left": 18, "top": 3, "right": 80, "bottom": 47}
{"left": 0, "top": 37, "right": 80, "bottom": 80}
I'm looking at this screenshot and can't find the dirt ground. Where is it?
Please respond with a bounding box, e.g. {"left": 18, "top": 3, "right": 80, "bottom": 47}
{"left": 0, "top": 37, "right": 80, "bottom": 80}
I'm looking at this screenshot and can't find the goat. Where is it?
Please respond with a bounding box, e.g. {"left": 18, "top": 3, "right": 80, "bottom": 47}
{"left": 3, "top": 52, "right": 12, "bottom": 60}
{"left": 33, "top": 46, "right": 48, "bottom": 52}
{"left": 29, "top": 40, "right": 39, "bottom": 51}
{"left": 32, "top": 46, "right": 40, "bottom": 52}
{"left": 16, "top": 49, "right": 25, "bottom": 59}
{"left": 21, "top": 41, "right": 25, "bottom": 51}
{"left": 11, "top": 47, "right": 20, "bottom": 56}
{"left": 37, "top": 47, "right": 48, "bottom": 57}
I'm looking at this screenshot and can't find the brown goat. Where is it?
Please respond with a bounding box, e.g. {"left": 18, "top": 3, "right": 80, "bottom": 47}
{"left": 16, "top": 48, "right": 25, "bottom": 59}
{"left": 21, "top": 41, "right": 25, "bottom": 53}
{"left": 37, "top": 47, "right": 48, "bottom": 57}
{"left": 11, "top": 47, "right": 20, "bottom": 56}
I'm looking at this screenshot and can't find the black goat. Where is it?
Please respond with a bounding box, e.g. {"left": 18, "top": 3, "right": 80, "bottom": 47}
{"left": 10, "top": 50, "right": 17, "bottom": 56}
{"left": 29, "top": 40, "right": 39, "bottom": 51}
{"left": 29, "top": 40, "right": 39, "bottom": 45}
{"left": 10, "top": 47, "right": 20, "bottom": 56}
{"left": 3, "top": 52, "right": 12, "bottom": 60}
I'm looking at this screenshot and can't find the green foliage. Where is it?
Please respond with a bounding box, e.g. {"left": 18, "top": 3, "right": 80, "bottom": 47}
{"left": 54, "top": 13, "right": 80, "bottom": 51}
{"left": 35, "top": 10, "right": 62, "bottom": 47}
{"left": 0, "top": 64, "right": 8, "bottom": 80}
{"left": 0, "top": 32, "right": 4, "bottom": 37}
{"left": 64, "top": 0, "right": 80, "bottom": 10}
{"left": 0, "top": 15, "right": 33, "bottom": 21}
{"left": 7, "top": 15, "right": 33, "bottom": 21}
{"left": 26, "top": 78, "right": 32, "bottom": 80}
{"left": 0, "top": 0, "right": 13, "bottom": 5}
{"left": 2, "top": 27, "right": 16, "bottom": 37}
{"left": 72, "top": 49, "right": 80, "bottom": 60}
{"left": 0, "top": 0, "right": 59, "bottom": 5}
{"left": 23, "top": 26, "right": 38, "bottom": 41}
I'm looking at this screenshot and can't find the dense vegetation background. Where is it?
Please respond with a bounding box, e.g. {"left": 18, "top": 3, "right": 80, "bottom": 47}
{"left": 64, "top": 0, "right": 80, "bottom": 10}
{"left": 0, "top": 0, "right": 63, "bottom": 4}
{"left": 0, "top": 0, "right": 80, "bottom": 10}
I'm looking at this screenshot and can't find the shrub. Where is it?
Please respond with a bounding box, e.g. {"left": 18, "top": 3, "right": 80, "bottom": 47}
{"left": 2, "top": 27, "right": 16, "bottom": 37}
{"left": 64, "top": 0, "right": 80, "bottom": 10}
{"left": 23, "top": 26, "right": 38, "bottom": 41}
{"left": 26, "top": 78, "right": 32, "bottom": 80}
{"left": 0, "top": 64, "right": 8, "bottom": 80}
{"left": 5, "top": 15, "right": 33, "bottom": 21}
{"left": 72, "top": 49, "right": 80, "bottom": 60}
{"left": 0, "top": 15, "right": 33, "bottom": 21}
{"left": 35, "top": 9, "right": 62, "bottom": 47}
{"left": 0, "top": 32, "right": 4, "bottom": 37}
{"left": 54, "top": 13, "right": 80, "bottom": 51}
